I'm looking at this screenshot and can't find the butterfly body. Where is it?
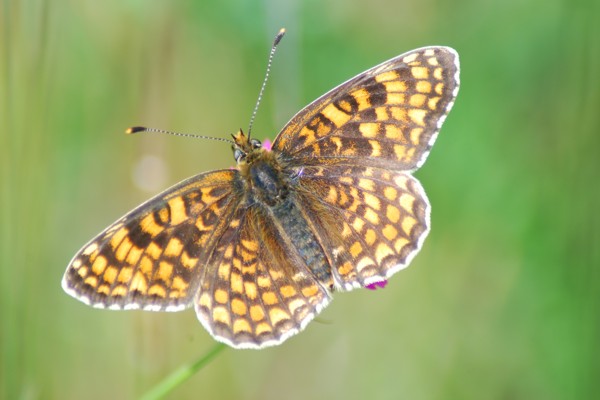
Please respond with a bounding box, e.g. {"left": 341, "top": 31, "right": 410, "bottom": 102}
{"left": 232, "top": 129, "right": 334, "bottom": 286}
{"left": 63, "top": 46, "right": 460, "bottom": 349}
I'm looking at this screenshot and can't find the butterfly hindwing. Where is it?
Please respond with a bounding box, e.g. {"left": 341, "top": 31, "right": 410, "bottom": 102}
{"left": 195, "top": 205, "right": 331, "bottom": 349}
{"left": 297, "top": 165, "right": 430, "bottom": 290}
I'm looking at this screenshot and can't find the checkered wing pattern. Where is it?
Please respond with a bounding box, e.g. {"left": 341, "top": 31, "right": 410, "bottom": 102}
{"left": 273, "top": 47, "right": 460, "bottom": 171}
{"left": 297, "top": 165, "right": 430, "bottom": 290}
{"left": 195, "top": 205, "right": 331, "bottom": 349}
{"left": 62, "top": 170, "right": 240, "bottom": 311}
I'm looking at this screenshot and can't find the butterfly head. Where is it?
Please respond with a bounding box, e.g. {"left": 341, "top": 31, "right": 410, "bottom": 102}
{"left": 232, "top": 129, "right": 263, "bottom": 166}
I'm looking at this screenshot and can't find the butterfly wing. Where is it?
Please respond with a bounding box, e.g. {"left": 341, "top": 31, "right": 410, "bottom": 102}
{"left": 62, "top": 170, "right": 241, "bottom": 311}
{"left": 296, "top": 165, "right": 430, "bottom": 290}
{"left": 272, "top": 47, "right": 459, "bottom": 171}
{"left": 195, "top": 204, "right": 332, "bottom": 349}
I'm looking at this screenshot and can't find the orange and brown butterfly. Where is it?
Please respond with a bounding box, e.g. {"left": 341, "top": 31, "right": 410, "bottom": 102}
{"left": 62, "top": 30, "right": 460, "bottom": 349}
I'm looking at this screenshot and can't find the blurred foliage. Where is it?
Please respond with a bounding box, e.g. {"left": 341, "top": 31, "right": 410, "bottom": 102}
{"left": 1, "top": 0, "right": 599, "bottom": 399}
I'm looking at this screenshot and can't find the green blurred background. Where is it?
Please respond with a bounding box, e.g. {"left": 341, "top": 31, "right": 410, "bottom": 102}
{"left": 2, "top": 0, "right": 599, "bottom": 399}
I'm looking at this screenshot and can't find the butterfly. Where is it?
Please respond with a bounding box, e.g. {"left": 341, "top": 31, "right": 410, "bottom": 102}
{"left": 62, "top": 39, "right": 460, "bottom": 349}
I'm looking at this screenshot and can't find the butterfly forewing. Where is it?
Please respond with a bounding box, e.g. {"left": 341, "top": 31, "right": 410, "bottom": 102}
{"left": 272, "top": 47, "right": 459, "bottom": 171}
{"left": 62, "top": 170, "right": 240, "bottom": 311}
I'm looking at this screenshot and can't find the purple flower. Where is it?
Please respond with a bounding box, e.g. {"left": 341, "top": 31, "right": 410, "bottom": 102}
{"left": 365, "top": 280, "right": 388, "bottom": 290}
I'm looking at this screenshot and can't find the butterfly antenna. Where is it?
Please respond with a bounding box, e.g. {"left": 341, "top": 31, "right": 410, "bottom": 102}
{"left": 126, "top": 126, "right": 234, "bottom": 144}
{"left": 247, "top": 28, "right": 286, "bottom": 139}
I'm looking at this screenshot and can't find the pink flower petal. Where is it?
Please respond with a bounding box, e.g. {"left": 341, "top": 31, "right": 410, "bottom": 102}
{"left": 365, "top": 280, "right": 388, "bottom": 290}
{"left": 262, "top": 138, "right": 272, "bottom": 151}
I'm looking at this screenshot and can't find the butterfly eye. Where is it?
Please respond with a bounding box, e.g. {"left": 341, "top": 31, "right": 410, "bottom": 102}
{"left": 250, "top": 139, "right": 262, "bottom": 149}
{"left": 234, "top": 148, "right": 246, "bottom": 163}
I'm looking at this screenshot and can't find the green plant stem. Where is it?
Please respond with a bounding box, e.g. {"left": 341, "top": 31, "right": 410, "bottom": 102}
{"left": 140, "top": 343, "right": 227, "bottom": 400}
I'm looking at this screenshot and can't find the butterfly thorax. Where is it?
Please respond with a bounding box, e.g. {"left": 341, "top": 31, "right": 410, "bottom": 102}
{"left": 233, "top": 130, "right": 290, "bottom": 207}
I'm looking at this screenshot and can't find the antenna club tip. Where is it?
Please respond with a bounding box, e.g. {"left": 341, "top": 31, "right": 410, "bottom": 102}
{"left": 274, "top": 28, "right": 286, "bottom": 45}
{"left": 125, "top": 126, "right": 146, "bottom": 134}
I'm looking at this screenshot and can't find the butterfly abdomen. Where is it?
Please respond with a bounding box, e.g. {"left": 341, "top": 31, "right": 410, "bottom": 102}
{"left": 271, "top": 195, "right": 333, "bottom": 288}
